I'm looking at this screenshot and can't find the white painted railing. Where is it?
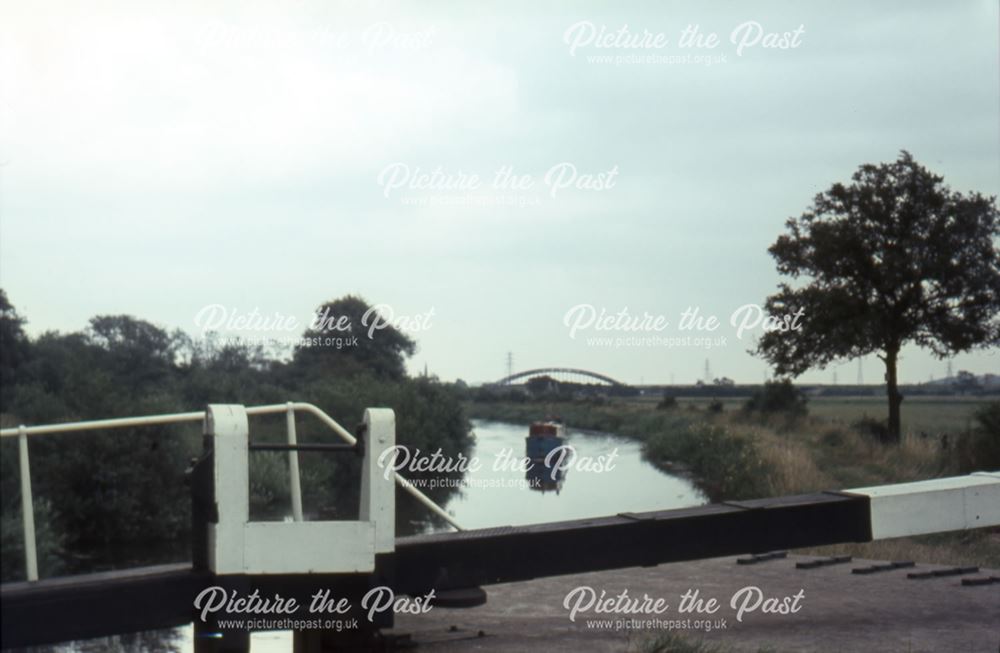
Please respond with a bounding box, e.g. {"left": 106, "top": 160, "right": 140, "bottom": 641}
{"left": 0, "top": 402, "right": 463, "bottom": 582}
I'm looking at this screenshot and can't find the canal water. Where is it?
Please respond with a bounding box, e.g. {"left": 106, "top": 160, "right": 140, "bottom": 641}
{"left": 439, "top": 419, "right": 705, "bottom": 528}
{"left": 57, "top": 421, "right": 704, "bottom": 652}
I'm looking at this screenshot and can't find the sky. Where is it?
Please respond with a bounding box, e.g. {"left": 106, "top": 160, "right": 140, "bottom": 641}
{"left": 1, "top": 0, "right": 998, "bottom": 386}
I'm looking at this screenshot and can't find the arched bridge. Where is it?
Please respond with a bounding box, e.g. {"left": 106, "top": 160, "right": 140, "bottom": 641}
{"left": 495, "top": 367, "right": 628, "bottom": 387}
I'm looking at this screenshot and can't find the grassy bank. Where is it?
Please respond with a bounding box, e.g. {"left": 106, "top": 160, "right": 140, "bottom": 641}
{"left": 466, "top": 397, "right": 1000, "bottom": 566}
{"left": 470, "top": 400, "right": 774, "bottom": 499}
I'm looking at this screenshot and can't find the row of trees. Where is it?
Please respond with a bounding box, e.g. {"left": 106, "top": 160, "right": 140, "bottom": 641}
{"left": 0, "top": 292, "right": 471, "bottom": 581}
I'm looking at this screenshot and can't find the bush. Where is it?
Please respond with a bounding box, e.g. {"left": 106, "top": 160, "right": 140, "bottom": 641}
{"left": 820, "top": 428, "right": 846, "bottom": 447}
{"left": 0, "top": 302, "right": 475, "bottom": 571}
{"left": 744, "top": 379, "right": 808, "bottom": 417}
{"left": 955, "top": 401, "right": 1000, "bottom": 473}
{"left": 852, "top": 416, "right": 892, "bottom": 444}
{"left": 291, "top": 374, "right": 472, "bottom": 532}
{"left": 656, "top": 395, "right": 678, "bottom": 410}
{"left": 643, "top": 418, "right": 773, "bottom": 501}
{"left": 0, "top": 495, "right": 63, "bottom": 582}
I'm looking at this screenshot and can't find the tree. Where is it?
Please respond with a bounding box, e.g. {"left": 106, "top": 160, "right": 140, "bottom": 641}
{"left": 0, "top": 296, "right": 472, "bottom": 573}
{"left": 526, "top": 375, "right": 558, "bottom": 394}
{"left": 757, "top": 151, "right": 1000, "bottom": 442}
{"left": 953, "top": 370, "right": 981, "bottom": 395}
{"left": 292, "top": 295, "right": 416, "bottom": 381}
{"left": 0, "top": 290, "right": 32, "bottom": 412}
{"left": 86, "top": 315, "right": 179, "bottom": 389}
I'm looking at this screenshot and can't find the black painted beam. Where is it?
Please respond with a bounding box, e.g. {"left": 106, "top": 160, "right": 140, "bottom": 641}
{"left": 1, "top": 492, "right": 871, "bottom": 649}
{"left": 392, "top": 492, "right": 872, "bottom": 594}
{"left": 1, "top": 563, "right": 207, "bottom": 648}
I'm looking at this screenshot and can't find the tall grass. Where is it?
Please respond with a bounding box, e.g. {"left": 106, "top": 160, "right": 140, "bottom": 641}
{"left": 470, "top": 400, "right": 777, "bottom": 501}
{"left": 467, "top": 397, "right": 1000, "bottom": 566}
{"left": 642, "top": 419, "right": 773, "bottom": 501}
{"left": 726, "top": 414, "right": 948, "bottom": 494}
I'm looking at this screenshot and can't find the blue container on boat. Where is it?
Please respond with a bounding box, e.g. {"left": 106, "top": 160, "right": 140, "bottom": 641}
{"left": 525, "top": 420, "right": 566, "bottom": 461}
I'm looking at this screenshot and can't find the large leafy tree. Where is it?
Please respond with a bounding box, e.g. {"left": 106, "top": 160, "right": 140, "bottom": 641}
{"left": 87, "top": 315, "right": 180, "bottom": 390}
{"left": 292, "top": 295, "right": 416, "bottom": 381}
{"left": 757, "top": 151, "right": 1000, "bottom": 441}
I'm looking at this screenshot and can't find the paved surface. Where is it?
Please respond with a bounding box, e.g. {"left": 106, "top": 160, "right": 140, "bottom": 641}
{"left": 393, "top": 554, "right": 1000, "bottom": 652}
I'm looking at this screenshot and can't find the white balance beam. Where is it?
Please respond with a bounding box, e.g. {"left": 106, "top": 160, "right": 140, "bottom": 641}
{"left": 845, "top": 472, "right": 1000, "bottom": 540}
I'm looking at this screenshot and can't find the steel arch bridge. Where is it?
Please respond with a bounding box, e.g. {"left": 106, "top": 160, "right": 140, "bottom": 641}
{"left": 494, "top": 367, "right": 628, "bottom": 387}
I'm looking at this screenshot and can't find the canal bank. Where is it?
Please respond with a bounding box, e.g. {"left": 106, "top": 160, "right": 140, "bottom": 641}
{"left": 464, "top": 400, "right": 775, "bottom": 503}
{"left": 465, "top": 400, "right": 1000, "bottom": 568}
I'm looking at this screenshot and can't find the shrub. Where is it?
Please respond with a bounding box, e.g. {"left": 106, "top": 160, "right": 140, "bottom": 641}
{"left": 643, "top": 419, "right": 773, "bottom": 501}
{"left": 820, "top": 428, "right": 846, "bottom": 447}
{"left": 744, "top": 379, "right": 808, "bottom": 416}
{"left": 656, "top": 395, "right": 678, "bottom": 410}
{"left": 955, "top": 401, "right": 1000, "bottom": 473}
{"left": 852, "top": 416, "right": 891, "bottom": 444}
{"left": 0, "top": 495, "right": 63, "bottom": 582}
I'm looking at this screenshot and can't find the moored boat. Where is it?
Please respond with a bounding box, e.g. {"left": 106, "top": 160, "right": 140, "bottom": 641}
{"left": 525, "top": 418, "right": 567, "bottom": 493}
{"left": 525, "top": 419, "right": 566, "bottom": 461}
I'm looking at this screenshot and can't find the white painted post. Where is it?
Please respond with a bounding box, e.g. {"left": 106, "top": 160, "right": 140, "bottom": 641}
{"left": 18, "top": 426, "right": 38, "bottom": 582}
{"left": 360, "top": 408, "right": 396, "bottom": 554}
{"left": 286, "top": 402, "right": 304, "bottom": 522}
{"left": 205, "top": 405, "right": 249, "bottom": 574}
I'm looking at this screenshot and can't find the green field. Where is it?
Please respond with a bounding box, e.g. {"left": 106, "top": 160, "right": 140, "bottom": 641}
{"left": 635, "top": 395, "right": 991, "bottom": 437}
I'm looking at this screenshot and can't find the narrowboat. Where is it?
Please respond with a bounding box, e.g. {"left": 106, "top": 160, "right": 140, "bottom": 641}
{"left": 525, "top": 419, "right": 566, "bottom": 461}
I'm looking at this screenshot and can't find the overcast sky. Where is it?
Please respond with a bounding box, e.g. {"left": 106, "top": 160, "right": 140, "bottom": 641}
{"left": 1, "top": 0, "right": 998, "bottom": 385}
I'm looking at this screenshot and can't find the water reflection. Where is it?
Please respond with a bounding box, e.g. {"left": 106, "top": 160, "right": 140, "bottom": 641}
{"left": 440, "top": 420, "right": 705, "bottom": 529}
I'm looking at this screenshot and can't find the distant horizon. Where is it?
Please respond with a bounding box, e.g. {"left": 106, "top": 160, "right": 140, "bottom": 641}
{"left": 5, "top": 295, "right": 996, "bottom": 388}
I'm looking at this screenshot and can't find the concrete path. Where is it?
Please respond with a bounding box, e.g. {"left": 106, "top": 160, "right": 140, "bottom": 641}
{"left": 393, "top": 554, "right": 1000, "bottom": 652}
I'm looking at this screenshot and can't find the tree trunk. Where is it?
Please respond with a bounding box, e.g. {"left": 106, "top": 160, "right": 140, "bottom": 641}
{"left": 884, "top": 346, "right": 903, "bottom": 443}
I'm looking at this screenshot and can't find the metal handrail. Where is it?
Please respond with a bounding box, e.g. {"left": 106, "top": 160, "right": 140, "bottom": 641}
{"left": 0, "top": 411, "right": 206, "bottom": 437}
{"left": 1, "top": 402, "right": 463, "bottom": 582}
